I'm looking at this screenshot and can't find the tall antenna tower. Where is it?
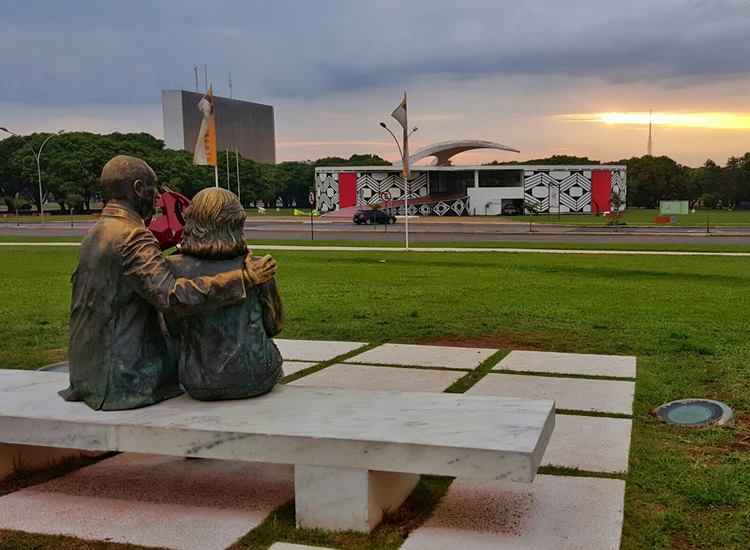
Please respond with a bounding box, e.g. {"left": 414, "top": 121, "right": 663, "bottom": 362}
{"left": 194, "top": 66, "right": 199, "bottom": 91}
{"left": 228, "top": 72, "right": 233, "bottom": 99}
{"left": 647, "top": 109, "right": 653, "bottom": 156}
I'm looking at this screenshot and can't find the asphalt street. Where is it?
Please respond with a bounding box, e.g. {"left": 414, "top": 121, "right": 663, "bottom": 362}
{"left": 3, "top": 218, "right": 750, "bottom": 245}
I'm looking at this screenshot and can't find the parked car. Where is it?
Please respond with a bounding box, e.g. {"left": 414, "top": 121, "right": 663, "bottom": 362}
{"left": 353, "top": 208, "right": 397, "bottom": 225}
{"left": 501, "top": 203, "right": 521, "bottom": 216}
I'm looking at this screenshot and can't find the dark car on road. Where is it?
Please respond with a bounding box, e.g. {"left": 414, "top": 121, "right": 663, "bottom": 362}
{"left": 353, "top": 208, "right": 397, "bottom": 225}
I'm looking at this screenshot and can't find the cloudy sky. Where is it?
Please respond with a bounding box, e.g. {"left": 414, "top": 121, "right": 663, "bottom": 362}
{"left": 1, "top": 0, "right": 749, "bottom": 166}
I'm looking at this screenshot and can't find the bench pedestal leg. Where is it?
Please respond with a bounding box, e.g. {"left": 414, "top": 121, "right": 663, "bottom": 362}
{"left": 0, "top": 443, "right": 87, "bottom": 482}
{"left": 294, "top": 465, "right": 419, "bottom": 532}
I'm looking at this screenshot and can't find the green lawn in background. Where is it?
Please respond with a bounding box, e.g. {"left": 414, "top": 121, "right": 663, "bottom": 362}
{"left": 514, "top": 208, "right": 750, "bottom": 226}
{"left": 0, "top": 246, "right": 748, "bottom": 549}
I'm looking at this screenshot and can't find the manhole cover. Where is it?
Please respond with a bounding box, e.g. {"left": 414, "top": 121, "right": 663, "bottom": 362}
{"left": 654, "top": 399, "right": 733, "bottom": 428}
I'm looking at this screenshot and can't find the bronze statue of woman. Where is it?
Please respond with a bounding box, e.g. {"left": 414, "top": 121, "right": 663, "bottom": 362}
{"left": 164, "top": 187, "right": 284, "bottom": 400}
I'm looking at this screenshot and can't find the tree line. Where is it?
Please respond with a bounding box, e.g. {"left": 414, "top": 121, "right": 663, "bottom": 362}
{"left": 0, "top": 131, "right": 389, "bottom": 214}
{"left": 1, "top": 131, "right": 749, "bottom": 213}
{"left": 489, "top": 153, "right": 750, "bottom": 209}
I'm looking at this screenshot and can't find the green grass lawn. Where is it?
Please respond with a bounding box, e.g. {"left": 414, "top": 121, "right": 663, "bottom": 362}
{"left": 0, "top": 247, "right": 748, "bottom": 549}
{"left": 3, "top": 234, "right": 750, "bottom": 253}
{"left": 514, "top": 208, "right": 750, "bottom": 226}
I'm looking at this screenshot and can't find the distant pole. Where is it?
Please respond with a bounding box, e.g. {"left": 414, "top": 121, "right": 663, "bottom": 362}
{"left": 226, "top": 150, "right": 230, "bottom": 188}
{"left": 647, "top": 109, "right": 653, "bottom": 156}
{"left": 194, "top": 66, "right": 199, "bottom": 91}
{"left": 228, "top": 72, "right": 233, "bottom": 99}
{"left": 235, "top": 147, "right": 241, "bottom": 202}
{"left": 204, "top": 64, "right": 208, "bottom": 92}
{"left": 0, "top": 127, "right": 64, "bottom": 225}
{"left": 309, "top": 190, "right": 315, "bottom": 241}
{"left": 214, "top": 165, "right": 219, "bottom": 188}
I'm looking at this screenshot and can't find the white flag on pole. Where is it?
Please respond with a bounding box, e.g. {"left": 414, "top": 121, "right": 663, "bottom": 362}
{"left": 391, "top": 93, "right": 407, "bottom": 130}
{"left": 193, "top": 86, "right": 217, "bottom": 167}
{"left": 391, "top": 91, "right": 409, "bottom": 179}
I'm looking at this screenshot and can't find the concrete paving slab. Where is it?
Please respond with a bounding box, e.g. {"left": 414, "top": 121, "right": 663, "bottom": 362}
{"left": 345, "top": 343, "right": 496, "bottom": 370}
{"left": 274, "top": 339, "right": 366, "bottom": 362}
{"left": 0, "top": 453, "right": 293, "bottom": 550}
{"left": 543, "top": 415, "right": 632, "bottom": 473}
{"left": 496, "top": 351, "right": 636, "bottom": 378}
{"left": 270, "top": 544, "right": 336, "bottom": 550}
{"left": 282, "top": 361, "right": 319, "bottom": 377}
{"left": 288, "top": 364, "right": 464, "bottom": 393}
{"left": 401, "top": 475, "right": 625, "bottom": 550}
{"left": 468, "top": 373, "right": 634, "bottom": 415}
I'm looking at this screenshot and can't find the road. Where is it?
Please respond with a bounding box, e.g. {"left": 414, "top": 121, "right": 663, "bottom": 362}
{"left": 3, "top": 218, "right": 750, "bottom": 245}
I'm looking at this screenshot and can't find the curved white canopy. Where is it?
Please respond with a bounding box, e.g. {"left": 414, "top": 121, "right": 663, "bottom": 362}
{"left": 394, "top": 139, "right": 520, "bottom": 167}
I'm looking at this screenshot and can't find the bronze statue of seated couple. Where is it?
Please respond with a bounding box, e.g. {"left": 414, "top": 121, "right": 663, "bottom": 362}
{"left": 60, "top": 155, "right": 284, "bottom": 411}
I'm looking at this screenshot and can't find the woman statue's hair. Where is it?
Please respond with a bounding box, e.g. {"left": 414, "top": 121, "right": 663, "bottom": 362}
{"left": 179, "top": 187, "right": 248, "bottom": 259}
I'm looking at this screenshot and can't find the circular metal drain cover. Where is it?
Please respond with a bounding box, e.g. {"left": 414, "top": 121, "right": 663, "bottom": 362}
{"left": 654, "top": 399, "right": 733, "bottom": 428}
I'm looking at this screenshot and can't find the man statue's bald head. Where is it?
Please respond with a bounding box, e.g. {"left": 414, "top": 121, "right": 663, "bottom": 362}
{"left": 100, "top": 155, "right": 159, "bottom": 219}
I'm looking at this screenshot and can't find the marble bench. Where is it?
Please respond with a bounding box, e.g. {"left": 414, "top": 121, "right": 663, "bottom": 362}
{"left": 0, "top": 369, "right": 555, "bottom": 533}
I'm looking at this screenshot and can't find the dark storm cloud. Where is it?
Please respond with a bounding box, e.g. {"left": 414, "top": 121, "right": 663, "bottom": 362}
{"left": 1, "top": 0, "right": 748, "bottom": 105}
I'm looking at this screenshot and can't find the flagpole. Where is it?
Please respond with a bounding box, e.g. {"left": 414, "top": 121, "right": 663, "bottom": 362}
{"left": 235, "top": 147, "right": 241, "bottom": 203}
{"left": 226, "top": 150, "right": 231, "bottom": 189}
{"left": 402, "top": 91, "right": 410, "bottom": 250}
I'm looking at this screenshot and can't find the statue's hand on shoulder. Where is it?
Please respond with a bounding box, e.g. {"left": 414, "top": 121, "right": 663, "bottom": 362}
{"left": 244, "top": 254, "right": 277, "bottom": 286}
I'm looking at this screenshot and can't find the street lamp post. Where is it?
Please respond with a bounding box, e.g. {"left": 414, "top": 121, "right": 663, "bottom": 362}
{"left": 379, "top": 122, "right": 418, "bottom": 248}
{"left": 0, "top": 127, "right": 64, "bottom": 224}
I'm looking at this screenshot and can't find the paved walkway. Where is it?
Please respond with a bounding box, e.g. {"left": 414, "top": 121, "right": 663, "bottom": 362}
{"left": 0, "top": 340, "right": 633, "bottom": 549}
{"left": 1, "top": 241, "right": 749, "bottom": 256}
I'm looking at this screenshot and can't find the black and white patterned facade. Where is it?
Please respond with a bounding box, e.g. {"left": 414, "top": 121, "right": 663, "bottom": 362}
{"left": 611, "top": 170, "right": 627, "bottom": 210}
{"left": 357, "top": 172, "right": 429, "bottom": 205}
{"left": 315, "top": 171, "right": 340, "bottom": 213}
{"left": 316, "top": 166, "right": 626, "bottom": 216}
{"left": 385, "top": 196, "right": 470, "bottom": 217}
{"left": 315, "top": 171, "right": 430, "bottom": 213}
{"left": 523, "top": 169, "right": 626, "bottom": 213}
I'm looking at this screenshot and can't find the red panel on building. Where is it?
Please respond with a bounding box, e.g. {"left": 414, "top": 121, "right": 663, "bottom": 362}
{"left": 338, "top": 172, "right": 357, "bottom": 208}
{"left": 591, "top": 170, "right": 612, "bottom": 214}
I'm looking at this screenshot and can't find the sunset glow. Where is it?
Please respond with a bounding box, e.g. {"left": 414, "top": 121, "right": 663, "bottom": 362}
{"left": 564, "top": 112, "right": 750, "bottom": 130}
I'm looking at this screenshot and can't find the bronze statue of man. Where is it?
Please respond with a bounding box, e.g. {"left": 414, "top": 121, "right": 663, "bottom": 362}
{"left": 59, "top": 155, "right": 276, "bottom": 411}
{"left": 164, "top": 187, "right": 284, "bottom": 401}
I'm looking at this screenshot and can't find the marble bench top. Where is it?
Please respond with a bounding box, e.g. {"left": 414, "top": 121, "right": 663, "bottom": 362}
{"left": 0, "top": 370, "right": 554, "bottom": 482}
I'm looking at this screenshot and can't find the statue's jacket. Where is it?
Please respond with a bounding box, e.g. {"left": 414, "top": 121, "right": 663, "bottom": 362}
{"left": 60, "top": 201, "right": 248, "bottom": 410}
{"left": 164, "top": 254, "right": 283, "bottom": 401}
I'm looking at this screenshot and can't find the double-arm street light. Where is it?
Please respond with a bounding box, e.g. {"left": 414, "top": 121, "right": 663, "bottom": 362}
{"left": 379, "top": 122, "right": 418, "bottom": 159}
{"left": 379, "top": 122, "right": 418, "bottom": 247}
{"left": 0, "top": 127, "right": 65, "bottom": 223}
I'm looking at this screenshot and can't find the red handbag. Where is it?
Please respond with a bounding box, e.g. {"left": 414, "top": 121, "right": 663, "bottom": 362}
{"left": 148, "top": 190, "right": 191, "bottom": 250}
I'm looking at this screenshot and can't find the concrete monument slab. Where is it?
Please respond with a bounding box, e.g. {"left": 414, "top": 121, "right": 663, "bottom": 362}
{"left": 289, "top": 364, "right": 464, "bottom": 392}
{"left": 345, "top": 343, "right": 496, "bottom": 370}
{"left": 401, "top": 475, "right": 625, "bottom": 550}
{"left": 274, "top": 339, "right": 366, "bottom": 362}
{"left": 543, "top": 415, "right": 632, "bottom": 473}
{"left": 468, "top": 373, "right": 634, "bottom": 415}
{"left": 496, "top": 351, "right": 636, "bottom": 378}
{"left": 295, "top": 465, "right": 419, "bottom": 532}
{"left": 0, "top": 369, "right": 554, "bottom": 481}
{"left": 0, "top": 370, "right": 554, "bottom": 533}
{"left": 0, "top": 453, "right": 293, "bottom": 550}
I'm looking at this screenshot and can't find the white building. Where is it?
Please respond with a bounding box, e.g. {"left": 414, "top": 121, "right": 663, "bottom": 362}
{"left": 315, "top": 140, "right": 626, "bottom": 216}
